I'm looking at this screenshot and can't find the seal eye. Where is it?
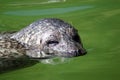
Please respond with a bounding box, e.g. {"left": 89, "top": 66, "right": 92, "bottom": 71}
{"left": 47, "top": 40, "right": 59, "bottom": 47}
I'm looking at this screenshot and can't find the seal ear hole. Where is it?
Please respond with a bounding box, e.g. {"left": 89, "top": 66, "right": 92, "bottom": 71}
{"left": 47, "top": 40, "right": 59, "bottom": 47}
{"left": 40, "top": 39, "right": 42, "bottom": 43}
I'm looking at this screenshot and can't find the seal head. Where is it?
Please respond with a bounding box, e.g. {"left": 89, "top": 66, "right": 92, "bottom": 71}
{"left": 11, "top": 18, "right": 87, "bottom": 58}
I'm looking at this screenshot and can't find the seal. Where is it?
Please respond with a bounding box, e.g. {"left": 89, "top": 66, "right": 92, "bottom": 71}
{"left": 0, "top": 18, "right": 87, "bottom": 70}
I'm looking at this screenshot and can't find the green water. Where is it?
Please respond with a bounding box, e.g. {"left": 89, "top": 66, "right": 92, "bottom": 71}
{"left": 4, "top": 6, "right": 93, "bottom": 16}
{"left": 0, "top": 0, "right": 120, "bottom": 80}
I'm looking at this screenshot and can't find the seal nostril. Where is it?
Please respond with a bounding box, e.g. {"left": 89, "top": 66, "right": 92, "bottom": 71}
{"left": 78, "top": 49, "right": 87, "bottom": 56}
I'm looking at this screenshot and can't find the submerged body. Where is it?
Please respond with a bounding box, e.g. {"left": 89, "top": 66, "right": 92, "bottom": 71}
{"left": 0, "top": 18, "right": 86, "bottom": 69}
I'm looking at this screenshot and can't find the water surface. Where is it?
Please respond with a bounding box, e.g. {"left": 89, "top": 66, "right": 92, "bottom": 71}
{"left": 4, "top": 5, "right": 93, "bottom": 16}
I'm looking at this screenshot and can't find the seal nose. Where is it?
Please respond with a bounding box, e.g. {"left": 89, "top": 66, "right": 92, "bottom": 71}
{"left": 78, "top": 49, "right": 87, "bottom": 56}
{"left": 62, "top": 49, "right": 87, "bottom": 57}
{"left": 74, "top": 49, "right": 87, "bottom": 57}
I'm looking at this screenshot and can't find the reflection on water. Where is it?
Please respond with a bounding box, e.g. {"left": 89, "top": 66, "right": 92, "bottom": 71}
{"left": 9, "top": 0, "right": 66, "bottom": 6}
{"left": 4, "top": 5, "right": 93, "bottom": 16}
{"left": 41, "top": 57, "right": 71, "bottom": 65}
